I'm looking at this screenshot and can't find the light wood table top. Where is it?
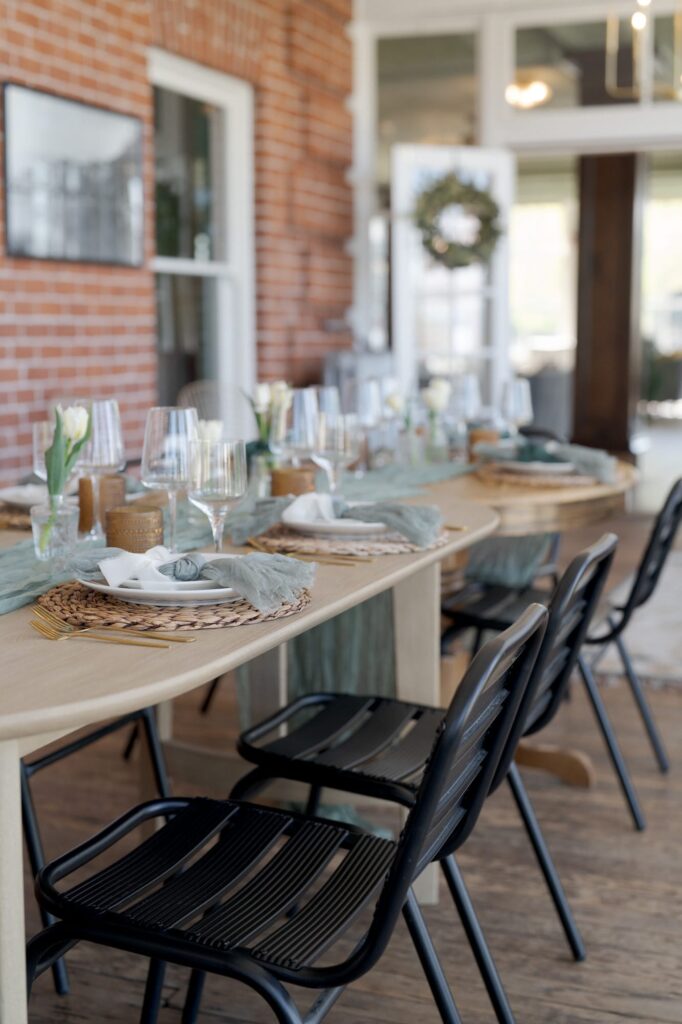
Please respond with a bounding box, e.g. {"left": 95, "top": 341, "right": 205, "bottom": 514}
{"left": 429, "top": 461, "right": 637, "bottom": 535}
{"left": 0, "top": 497, "right": 498, "bottom": 745}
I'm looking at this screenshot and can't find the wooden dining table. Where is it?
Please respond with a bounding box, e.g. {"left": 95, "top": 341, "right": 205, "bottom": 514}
{"left": 0, "top": 492, "right": 498, "bottom": 1024}
{"left": 0, "top": 460, "right": 636, "bottom": 1023}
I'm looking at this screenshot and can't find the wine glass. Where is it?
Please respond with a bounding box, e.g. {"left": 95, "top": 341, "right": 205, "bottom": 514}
{"left": 188, "top": 439, "right": 247, "bottom": 552}
{"left": 32, "top": 422, "right": 54, "bottom": 482}
{"left": 270, "top": 387, "right": 319, "bottom": 466}
{"left": 501, "top": 377, "right": 533, "bottom": 435}
{"left": 78, "top": 399, "right": 125, "bottom": 540}
{"left": 312, "top": 410, "right": 360, "bottom": 494}
{"left": 141, "top": 407, "right": 199, "bottom": 552}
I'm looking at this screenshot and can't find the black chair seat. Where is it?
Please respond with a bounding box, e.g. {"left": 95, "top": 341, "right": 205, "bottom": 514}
{"left": 441, "top": 583, "right": 552, "bottom": 634}
{"left": 39, "top": 797, "right": 396, "bottom": 977}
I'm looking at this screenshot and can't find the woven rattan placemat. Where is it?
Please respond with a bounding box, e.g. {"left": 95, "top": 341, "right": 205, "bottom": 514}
{"left": 476, "top": 464, "right": 596, "bottom": 489}
{"left": 0, "top": 506, "right": 31, "bottom": 530}
{"left": 38, "top": 581, "right": 311, "bottom": 631}
{"left": 253, "top": 525, "right": 450, "bottom": 557}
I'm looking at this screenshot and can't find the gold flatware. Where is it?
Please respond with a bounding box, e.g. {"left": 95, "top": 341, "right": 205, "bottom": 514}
{"left": 31, "top": 619, "right": 170, "bottom": 649}
{"left": 33, "top": 604, "right": 195, "bottom": 643}
{"left": 444, "top": 524, "right": 468, "bottom": 532}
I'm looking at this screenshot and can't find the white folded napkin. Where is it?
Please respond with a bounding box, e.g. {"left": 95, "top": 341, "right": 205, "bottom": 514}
{"left": 98, "top": 546, "right": 210, "bottom": 589}
{"left": 281, "top": 492, "right": 338, "bottom": 525}
{"left": 0, "top": 484, "right": 48, "bottom": 508}
{"left": 281, "top": 492, "right": 379, "bottom": 528}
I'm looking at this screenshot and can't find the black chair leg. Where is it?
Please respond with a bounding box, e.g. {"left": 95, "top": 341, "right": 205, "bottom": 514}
{"left": 21, "top": 764, "right": 70, "bottom": 996}
{"left": 577, "top": 655, "right": 646, "bottom": 831}
{"left": 140, "top": 708, "right": 171, "bottom": 798}
{"left": 182, "top": 969, "right": 206, "bottom": 1024}
{"left": 402, "top": 888, "right": 463, "bottom": 1024}
{"left": 612, "top": 630, "right": 670, "bottom": 773}
{"left": 140, "top": 959, "right": 165, "bottom": 1024}
{"left": 200, "top": 677, "right": 222, "bottom": 714}
{"left": 304, "top": 784, "right": 322, "bottom": 817}
{"left": 123, "top": 724, "right": 139, "bottom": 761}
{"left": 441, "top": 855, "right": 515, "bottom": 1024}
{"left": 471, "top": 627, "right": 485, "bottom": 658}
{"left": 506, "top": 763, "right": 585, "bottom": 962}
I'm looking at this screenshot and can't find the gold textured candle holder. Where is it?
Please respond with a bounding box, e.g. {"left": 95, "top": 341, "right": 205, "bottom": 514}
{"left": 78, "top": 475, "right": 126, "bottom": 533}
{"left": 270, "top": 466, "right": 316, "bottom": 497}
{"left": 105, "top": 505, "right": 164, "bottom": 552}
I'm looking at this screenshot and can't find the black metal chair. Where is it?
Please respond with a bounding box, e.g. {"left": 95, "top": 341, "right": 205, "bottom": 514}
{"left": 222, "top": 535, "right": 615, "bottom": 1024}
{"left": 583, "top": 477, "right": 682, "bottom": 776}
{"left": 22, "top": 707, "right": 170, "bottom": 996}
{"left": 27, "top": 604, "right": 548, "bottom": 1024}
{"left": 440, "top": 531, "right": 651, "bottom": 830}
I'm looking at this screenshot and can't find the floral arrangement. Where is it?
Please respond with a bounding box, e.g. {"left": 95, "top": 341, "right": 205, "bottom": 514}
{"left": 40, "top": 405, "right": 91, "bottom": 550}
{"left": 246, "top": 381, "right": 293, "bottom": 447}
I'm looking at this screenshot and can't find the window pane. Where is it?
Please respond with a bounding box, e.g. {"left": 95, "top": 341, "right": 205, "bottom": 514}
{"left": 513, "top": 20, "right": 636, "bottom": 110}
{"left": 154, "top": 87, "right": 223, "bottom": 260}
{"left": 510, "top": 157, "right": 578, "bottom": 438}
{"left": 377, "top": 33, "right": 477, "bottom": 185}
{"left": 155, "top": 274, "right": 219, "bottom": 405}
{"left": 653, "top": 16, "right": 682, "bottom": 102}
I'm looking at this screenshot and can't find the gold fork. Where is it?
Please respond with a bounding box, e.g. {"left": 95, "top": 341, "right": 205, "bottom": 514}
{"left": 31, "top": 618, "right": 170, "bottom": 649}
{"left": 33, "top": 604, "right": 195, "bottom": 643}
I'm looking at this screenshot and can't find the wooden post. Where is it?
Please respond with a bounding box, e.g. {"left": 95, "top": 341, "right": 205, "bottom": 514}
{"left": 573, "top": 153, "right": 643, "bottom": 455}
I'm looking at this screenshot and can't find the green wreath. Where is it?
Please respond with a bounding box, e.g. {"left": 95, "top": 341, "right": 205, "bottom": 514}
{"left": 414, "top": 172, "right": 502, "bottom": 270}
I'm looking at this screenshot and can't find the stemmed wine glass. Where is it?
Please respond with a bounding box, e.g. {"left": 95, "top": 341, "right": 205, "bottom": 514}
{"left": 78, "top": 399, "right": 125, "bottom": 540}
{"left": 141, "top": 407, "right": 199, "bottom": 552}
{"left": 32, "top": 422, "right": 54, "bottom": 483}
{"left": 311, "top": 409, "right": 360, "bottom": 495}
{"left": 270, "top": 387, "right": 319, "bottom": 466}
{"left": 501, "top": 377, "right": 533, "bottom": 435}
{"left": 188, "top": 439, "right": 247, "bottom": 552}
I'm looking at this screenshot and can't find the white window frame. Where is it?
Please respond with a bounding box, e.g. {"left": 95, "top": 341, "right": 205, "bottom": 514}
{"left": 148, "top": 48, "right": 255, "bottom": 434}
{"left": 350, "top": 0, "right": 682, "bottom": 357}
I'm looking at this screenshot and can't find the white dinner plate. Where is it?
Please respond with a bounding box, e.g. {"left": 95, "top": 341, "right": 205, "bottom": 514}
{"left": 78, "top": 578, "right": 240, "bottom": 607}
{"left": 502, "top": 460, "right": 576, "bottom": 476}
{"left": 285, "top": 518, "right": 387, "bottom": 538}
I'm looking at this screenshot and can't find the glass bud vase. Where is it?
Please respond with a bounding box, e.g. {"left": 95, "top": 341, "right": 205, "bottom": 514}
{"left": 31, "top": 495, "right": 79, "bottom": 571}
{"left": 426, "top": 412, "right": 448, "bottom": 463}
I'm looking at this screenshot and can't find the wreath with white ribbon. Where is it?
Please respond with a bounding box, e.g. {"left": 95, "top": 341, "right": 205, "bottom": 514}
{"left": 414, "top": 172, "right": 502, "bottom": 270}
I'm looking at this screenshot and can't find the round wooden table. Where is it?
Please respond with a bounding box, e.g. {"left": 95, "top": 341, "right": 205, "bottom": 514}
{"left": 427, "top": 461, "right": 637, "bottom": 536}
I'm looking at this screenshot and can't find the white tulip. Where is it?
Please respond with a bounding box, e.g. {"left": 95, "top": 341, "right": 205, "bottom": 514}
{"left": 60, "top": 405, "right": 89, "bottom": 444}
{"left": 270, "top": 380, "right": 293, "bottom": 410}
{"left": 422, "top": 385, "right": 450, "bottom": 413}
{"left": 253, "top": 383, "right": 272, "bottom": 413}
{"left": 385, "top": 392, "right": 405, "bottom": 415}
{"left": 197, "top": 419, "right": 224, "bottom": 441}
{"left": 430, "top": 377, "right": 452, "bottom": 401}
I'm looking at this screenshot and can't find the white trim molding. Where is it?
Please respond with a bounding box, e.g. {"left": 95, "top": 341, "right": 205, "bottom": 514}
{"left": 148, "top": 48, "right": 255, "bottom": 435}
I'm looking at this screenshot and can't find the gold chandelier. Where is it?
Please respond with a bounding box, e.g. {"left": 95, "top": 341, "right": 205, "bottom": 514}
{"left": 606, "top": 0, "right": 682, "bottom": 100}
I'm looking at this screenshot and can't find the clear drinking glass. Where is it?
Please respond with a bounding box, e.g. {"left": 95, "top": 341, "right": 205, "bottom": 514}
{"left": 78, "top": 399, "right": 125, "bottom": 540}
{"left": 501, "top": 377, "right": 534, "bottom": 434}
{"left": 312, "top": 411, "right": 360, "bottom": 495}
{"left": 270, "top": 387, "right": 319, "bottom": 466}
{"left": 32, "top": 421, "right": 54, "bottom": 482}
{"left": 188, "top": 439, "right": 247, "bottom": 551}
{"left": 141, "top": 406, "right": 199, "bottom": 553}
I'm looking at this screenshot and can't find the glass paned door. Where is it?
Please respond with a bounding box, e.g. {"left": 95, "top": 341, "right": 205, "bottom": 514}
{"left": 390, "top": 144, "right": 514, "bottom": 411}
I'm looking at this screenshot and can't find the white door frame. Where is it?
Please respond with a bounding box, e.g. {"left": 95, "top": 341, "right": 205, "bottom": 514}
{"left": 148, "top": 48, "right": 255, "bottom": 434}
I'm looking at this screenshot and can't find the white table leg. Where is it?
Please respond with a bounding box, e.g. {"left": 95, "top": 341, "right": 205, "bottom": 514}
{"left": 393, "top": 561, "right": 441, "bottom": 905}
{"left": 0, "top": 740, "right": 28, "bottom": 1024}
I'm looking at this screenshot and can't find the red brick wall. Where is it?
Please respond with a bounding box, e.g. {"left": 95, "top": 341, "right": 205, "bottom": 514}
{"left": 0, "top": 0, "right": 352, "bottom": 485}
